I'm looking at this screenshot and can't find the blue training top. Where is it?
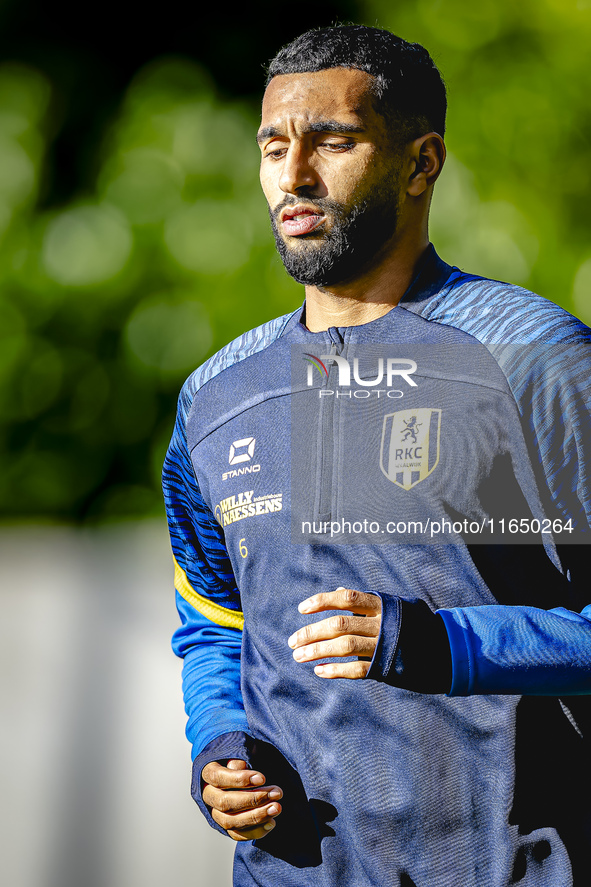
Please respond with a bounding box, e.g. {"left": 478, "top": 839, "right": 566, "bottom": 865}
{"left": 163, "top": 246, "right": 591, "bottom": 887}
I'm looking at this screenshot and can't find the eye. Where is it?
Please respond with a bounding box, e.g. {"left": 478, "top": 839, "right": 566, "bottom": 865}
{"left": 320, "top": 140, "right": 356, "bottom": 152}
{"left": 263, "top": 144, "right": 288, "bottom": 160}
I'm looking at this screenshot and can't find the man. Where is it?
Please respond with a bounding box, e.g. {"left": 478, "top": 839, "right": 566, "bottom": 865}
{"left": 163, "top": 25, "right": 591, "bottom": 886}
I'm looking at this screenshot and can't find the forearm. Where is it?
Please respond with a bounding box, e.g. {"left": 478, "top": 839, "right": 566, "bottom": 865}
{"left": 175, "top": 592, "right": 249, "bottom": 757}
{"left": 368, "top": 593, "right": 591, "bottom": 697}
{"left": 439, "top": 603, "right": 591, "bottom": 696}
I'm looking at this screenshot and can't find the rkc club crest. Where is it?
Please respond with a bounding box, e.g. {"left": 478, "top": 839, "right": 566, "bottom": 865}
{"left": 380, "top": 408, "right": 441, "bottom": 490}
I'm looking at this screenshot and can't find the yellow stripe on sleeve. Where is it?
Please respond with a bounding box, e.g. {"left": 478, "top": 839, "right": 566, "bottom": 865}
{"left": 173, "top": 556, "right": 244, "bottom": 630}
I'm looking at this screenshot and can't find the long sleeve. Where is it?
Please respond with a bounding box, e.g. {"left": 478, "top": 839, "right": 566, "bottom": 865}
{"left": 444, "top": 321, "right": 591, "bottom": 695}
{"left": 439, "top": 603, "right": 591, "bottom": 695}
{"left": 367, "top": 592, "right": 591, "bottom": 697}
{"left": 405, "top": 263, "right": 591, "bottom": 699}
{"left": 163, "top": 374, "right": 249, "bottom": 759}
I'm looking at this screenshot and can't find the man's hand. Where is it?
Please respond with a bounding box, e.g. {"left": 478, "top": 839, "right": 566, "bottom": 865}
{"left": 201, "top": 759, "right": 282, "bottom": 841}
{"left": 288, "top": 587, "right": 382, "bottom": 679}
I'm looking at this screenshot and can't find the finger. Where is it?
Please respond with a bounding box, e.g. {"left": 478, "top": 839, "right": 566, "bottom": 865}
{"left": 226, "top": 819, "right": 277, "bottom": 842}
{"left": 201, "top": 760, "right": 266, "bottom": 789}
{"left": 298, "top": 588, "right": 381, "bottom": 617}
{"left": 212, "top": 800, "right": 282, "bottom": 834}
{"left": 202, "top": 784, "right": 283, "bottom": 814}
{"left": 288, "top": 613, "right": 380, "bottom": 649}
{"left": 314, "top": 660, "right": 372, "bottom": 679}
{"left": 292, "top": 634, "right": 378, "bottom": 663}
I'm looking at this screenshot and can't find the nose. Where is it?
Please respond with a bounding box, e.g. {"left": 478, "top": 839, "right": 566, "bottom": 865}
{"left": 279, "top": 143, "right": 318, "bottom": 195}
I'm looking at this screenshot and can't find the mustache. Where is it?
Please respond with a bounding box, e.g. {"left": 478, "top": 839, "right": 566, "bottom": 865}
{"left": 271, "top": 193, "right": 341, "bottom": 222}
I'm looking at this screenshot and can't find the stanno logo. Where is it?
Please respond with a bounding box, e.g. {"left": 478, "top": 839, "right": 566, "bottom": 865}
{"left": 380, "top": 408, "right": 441, "bottom": 490}
{"left": 223, "top": 437, "right": 261, "bottom": 482}
{"left": 229, "top": 438, "right": 256, "bottom": 464}
{"left": 303, "top": 353, "right": 418, "bottom": 399}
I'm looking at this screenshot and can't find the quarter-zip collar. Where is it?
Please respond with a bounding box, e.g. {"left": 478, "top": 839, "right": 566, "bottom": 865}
{"left": 285, "top": 244, "right": 456, "bottom": 342}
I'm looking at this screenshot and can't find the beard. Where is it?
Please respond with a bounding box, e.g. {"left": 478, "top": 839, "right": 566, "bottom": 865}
{"left": 268, "top": 181, "right": 401, "bottom": 287}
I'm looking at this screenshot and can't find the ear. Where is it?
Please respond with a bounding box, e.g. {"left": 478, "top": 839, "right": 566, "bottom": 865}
{"left": 406, "top": 133, "right": 446, "bottom": 197}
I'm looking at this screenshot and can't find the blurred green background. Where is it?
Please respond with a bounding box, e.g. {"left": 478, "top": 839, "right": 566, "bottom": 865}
{"left": 1, "top": 0, "right": 590, "bottom": 523}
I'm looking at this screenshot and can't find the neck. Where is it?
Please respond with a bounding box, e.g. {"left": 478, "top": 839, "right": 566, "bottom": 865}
{"left": 303, "top": 229, "right": 430, "bottom": 333}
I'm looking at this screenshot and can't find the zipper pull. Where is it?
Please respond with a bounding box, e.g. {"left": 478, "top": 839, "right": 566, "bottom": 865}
{"left": 327, "top": 327, "right": 345, "bottom": 351}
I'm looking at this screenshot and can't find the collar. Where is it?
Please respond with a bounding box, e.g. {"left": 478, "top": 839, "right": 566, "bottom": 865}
{"left": 399, "top": 243, "right": 455, "bottom": 307}
{"left": 293, "top": 244, "right": 455, "bottom": 331}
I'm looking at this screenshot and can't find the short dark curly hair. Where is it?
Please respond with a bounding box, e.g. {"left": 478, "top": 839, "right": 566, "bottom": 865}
{"left": 266, "top": 25, "right": 446, "bottom": 142}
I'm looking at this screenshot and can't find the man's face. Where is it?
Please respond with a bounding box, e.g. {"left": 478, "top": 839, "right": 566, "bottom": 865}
{"left": 258, "top": 67, "right": 406, "bottom": 287}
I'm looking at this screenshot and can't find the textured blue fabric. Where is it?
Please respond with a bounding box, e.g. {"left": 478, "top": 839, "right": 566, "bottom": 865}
{"left": 402, "top": 253, "right": 591, "bottom": 531}
{"left": 367, "top": 596, "right": 452, "bottom": 693}
{"left": 164, "top": 314, "right": 294, "bottom": 756}
{"left": 174, "top": 593, "right": 248, "bottom": 757}
{"left": 163, "top": 245, "right": 591, "bottom": 886}
{"left": 440, "top": 604, "right": 591, "bottom": 695}
{"left": 367, "top": 591, "right": 402, "bottom": 681}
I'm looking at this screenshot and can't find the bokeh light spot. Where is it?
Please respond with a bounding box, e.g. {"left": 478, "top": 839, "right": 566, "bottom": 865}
{"left": 0, "top": 63, "right": 51, "bottom": 124}
{"left": 418, "top": 0, "right": 501, "bottom": 49}
{"left": 42, "top": 204, "right": 133, "bottom": 287}
{"left": 431, "top": 157, "right": 538, "bottom": 282}
{"left": 0, "top": 137, "right": 35, "bottom": 206}
{"left": 125, "top": 294, "right": 212, "bottom": 374}
{"left": 164, "top": 200, "right": 251, "bottom": 274}
{"left": 102, "top": 149, "right": 185, "bottom": 225}
{"left": 169, "top": 102, "right": 259, "bottom": 180}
